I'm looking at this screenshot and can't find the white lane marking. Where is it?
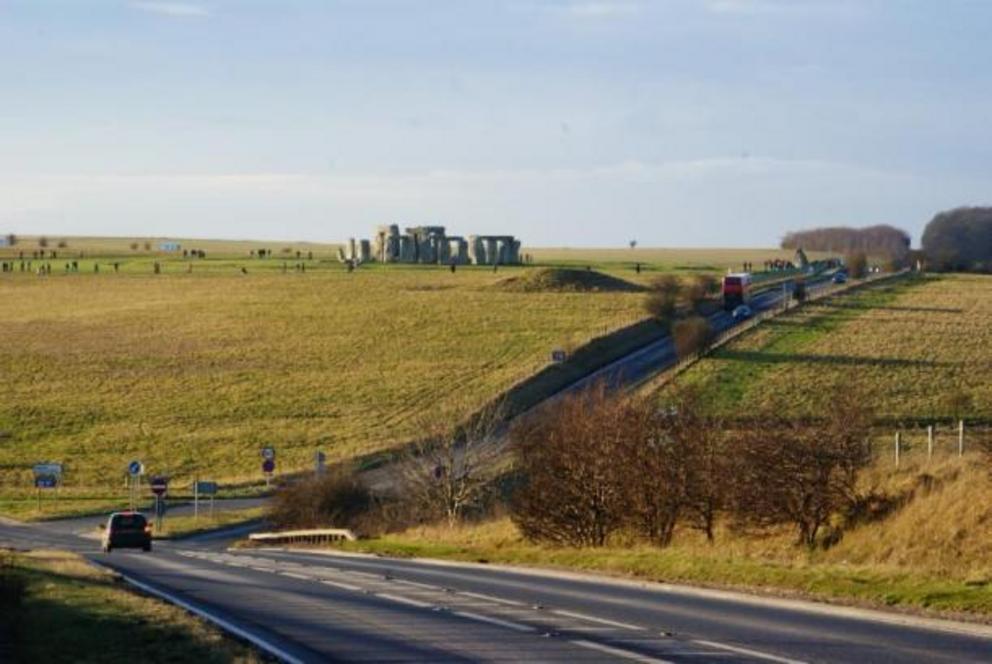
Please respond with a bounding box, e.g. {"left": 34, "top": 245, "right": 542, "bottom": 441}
{"left": 377, "top": 593, "right": 434, "bottom": 609}
{"left": 115, "top": 573, "right": 306, "bottom": 664}
{"left": 551, "top": 609, "right": 644, "bottom": 631}
{"left": 280, "top": 572, "right": 311, "bottom": 581}
{"left": 452, "top": 610, "right": 535, "bottom": 633}
{"left": 570, "top": 639, "right": 674, "bottom": 663}
{"left": 320, "top": 579, "right": 363, "bottom": 592}
{"left": 692, "top": 640, "right": 807, "bottom": 664}
{"left": 458, "top": 590, "right": 525, "bottom": 607}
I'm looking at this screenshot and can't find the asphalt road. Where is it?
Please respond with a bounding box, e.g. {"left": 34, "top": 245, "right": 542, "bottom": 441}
{"left": 1, "top": 518, "right": 990, "bottom": 663}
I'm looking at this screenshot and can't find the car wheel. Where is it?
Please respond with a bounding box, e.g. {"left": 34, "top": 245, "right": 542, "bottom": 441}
{"left": 103, "top": 545, "right": 112, "bottom": 553}
{"left": 143, "top": 544, "right": 152, "bottom": 552}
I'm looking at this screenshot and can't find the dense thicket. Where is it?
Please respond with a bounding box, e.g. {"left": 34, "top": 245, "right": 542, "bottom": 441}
{"left": 921, "top": 207, "right": 992, "bottom": 272}
{"left": 781, "top": 225, "right": 910, "bottom": 258}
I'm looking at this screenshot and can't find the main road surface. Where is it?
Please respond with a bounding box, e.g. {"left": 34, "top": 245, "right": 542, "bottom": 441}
{"left": 1, "top": 518, "right": 989, "bottom": 663}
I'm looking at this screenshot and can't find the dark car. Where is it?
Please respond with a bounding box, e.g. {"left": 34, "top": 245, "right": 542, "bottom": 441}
{"left": 832, "top": 272, "right": 848, "bottom": 284}
{"left": 731, "top": 304, "right": 753, "bottom": 321}
{"left": 101, "top": 512, "right": 152, "bottom": 553}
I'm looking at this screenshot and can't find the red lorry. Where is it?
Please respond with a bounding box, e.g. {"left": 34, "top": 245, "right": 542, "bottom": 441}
{"left": 722, "top": 272, "right": 752, "bottom": 310}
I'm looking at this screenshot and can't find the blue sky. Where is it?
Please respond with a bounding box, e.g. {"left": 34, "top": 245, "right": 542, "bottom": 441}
{"left": 2, "top": 1, "right": 990, "bottom": 247}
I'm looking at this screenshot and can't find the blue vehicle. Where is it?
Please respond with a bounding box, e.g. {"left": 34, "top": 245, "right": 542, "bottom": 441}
{"left": 832, "top": 272, "right": 848, "bottom": 284}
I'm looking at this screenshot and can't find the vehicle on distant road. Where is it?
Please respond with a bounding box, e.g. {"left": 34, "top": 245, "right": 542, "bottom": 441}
{"left": 722, "top": 272, "right": 752, "bottom": 310}
{"left": 832, "top": 272, "right": 848, "bottom": 284}
{"left": 100, "top": 512, "right": 152, "bottom": 553}
{"left": 731, "top": 304, "right": 753, "bottom": 321}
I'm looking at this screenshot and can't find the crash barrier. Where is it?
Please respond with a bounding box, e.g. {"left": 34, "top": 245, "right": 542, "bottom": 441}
{"left": 248, "top": 528, "right": 357, "bottom": 545}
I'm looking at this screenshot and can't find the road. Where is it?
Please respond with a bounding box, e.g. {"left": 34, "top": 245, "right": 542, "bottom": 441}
{"left": 561, "top": 275, "right": 837, "bottom": 396}
{"left": 1, "top": 517, "right": 989, "bottom": 663}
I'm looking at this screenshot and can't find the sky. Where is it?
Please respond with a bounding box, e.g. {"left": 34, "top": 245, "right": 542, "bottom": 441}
{"left": 1, "top": 1, "right": 990, "bottom": 247}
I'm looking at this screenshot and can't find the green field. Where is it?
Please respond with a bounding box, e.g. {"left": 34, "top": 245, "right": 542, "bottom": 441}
{"left": 671, "top": 273, "right": 992, "bottom": 423}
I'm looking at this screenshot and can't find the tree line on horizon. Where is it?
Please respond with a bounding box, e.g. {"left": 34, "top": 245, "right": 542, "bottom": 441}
{"left": 780, "top": 224, "right": 911, "bottom": 259}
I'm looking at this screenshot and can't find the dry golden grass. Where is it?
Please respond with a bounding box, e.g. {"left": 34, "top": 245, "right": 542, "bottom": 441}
{"left": 0, "top": 266, "right": 645, "bottom": 496}
{"left": 6, "top": 549, "right": 260, "bottom": 662}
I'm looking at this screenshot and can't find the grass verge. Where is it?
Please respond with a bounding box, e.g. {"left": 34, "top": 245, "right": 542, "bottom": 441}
{"left": 153, "top": 507, "right": 267, "bottom": 539}
{"left": 0, "top": 549, "right": 261, "bottom": 662}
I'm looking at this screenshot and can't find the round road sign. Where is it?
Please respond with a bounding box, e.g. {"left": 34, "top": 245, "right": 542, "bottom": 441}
{"left": 128, "top": 460, "right": 144, "bottom": 477}
{"left": 150, "top": 476, "right": 168, "bottom": 496}
{"left": 262, "top": 459, "right": 275, "bottom": 474}
{"left": 261, "top": 447, "right": 276, "bottom": 461}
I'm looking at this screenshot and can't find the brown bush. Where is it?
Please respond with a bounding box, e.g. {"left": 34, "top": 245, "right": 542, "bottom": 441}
{"left": 672, "top": 316, "right": 712, "bottom": 359}
{"left": 510, "top": 385, "right": 632, "bottom": 546}
{"left": 269, "top": 467, "right": 371, "bottom": 533}
{"left": 846, "top": 252, "right": 868, "bottom": 279}
{"left": 643, "top": 274, "right": 681, "bottom": 319}
{"left": 732, "top": 396, "right": 873, "bottom": 548}
{"left": 684, "top": 274, "right": 718, "bottom": 311}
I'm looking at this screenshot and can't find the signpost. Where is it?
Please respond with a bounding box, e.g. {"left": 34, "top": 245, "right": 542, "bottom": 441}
{"left": 149, "top": 476, "right": 169, "bottom": 532}
{"left": 194, "top": 480, "right": 218, "bottom": 519}
{"left": 551, "top": 348, "right": 567, "bottom": 363}
{"left": 315, "top": 450, "right": 326, "bottom": 475}
{"left": 32, "top": 462, "right": 63, "bottom": 512}
{"left": 127, "top": 460, "right": 144, "bottom": 511}
{"left": 261, "top": 447, "right": 276, "bottom": 487}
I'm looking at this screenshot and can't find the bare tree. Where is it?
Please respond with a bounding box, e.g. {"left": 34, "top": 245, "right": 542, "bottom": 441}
{"left": 4, "top": 234, "right": 16, "bottom": 247}
{"left": 684, "top": 274, "right": 719, "bottom": 311}
{"left": 511, "top": 385, "right": 631, "bottom": 546}
{"left": 733, "top": 396, "right": 873, "bottom": 548}
{"left": 672, "top": 316, "right": 712, "bottom": 360}
{"left": 629, "top": 239, "right": 637, "bottom": 250}
{"left": 401, "top": 401, "right": 505, "bottom": 527}
{"left": 644, "top": 274, "right": 682, "bottom": 319}
{"left": 845, "top": 252, "right": 868, "bottom": 279}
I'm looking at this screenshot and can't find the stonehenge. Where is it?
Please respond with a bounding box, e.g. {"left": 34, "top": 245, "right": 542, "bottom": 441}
{"left": 343, "top": 225, "right": 521, "bottom": 266}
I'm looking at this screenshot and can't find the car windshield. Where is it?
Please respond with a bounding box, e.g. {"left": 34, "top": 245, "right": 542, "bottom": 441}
{"left": 111, "top": 514, "right": 146, "bottom": 528}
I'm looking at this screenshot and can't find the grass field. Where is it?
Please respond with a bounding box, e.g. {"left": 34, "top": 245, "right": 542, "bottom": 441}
{"left": 0, "top": 549, "right": 259, "bottom": 662}
{"left": 0, "top": 262, "right": 650, "bottom": 501}
{"left": 670, "top": 274, "right": 992, "bottom": 423}
{"left": 0, "top": 237, "right": 826, "bottom": 511}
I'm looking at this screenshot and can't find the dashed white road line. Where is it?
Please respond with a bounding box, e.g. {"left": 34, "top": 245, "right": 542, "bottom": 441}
{"left": 319, "top": 579, "right": 363, "bottom": 592}
{"left": 377, "top": 593, "right": 435, "bottom": 609}
{"left": 280, "top": 572, "right": 311, "bottom": 581}
{"left": 569, "top": 639, "right": 674, "bottom": 663}
{"left": 452, "top": 610, "right": 536, "bottom": 633}
{"left": 551, "top": 609, "right": 644, "bottom": 631}
{"left": 692, "top": 639, "right": 807, "bottom": 664}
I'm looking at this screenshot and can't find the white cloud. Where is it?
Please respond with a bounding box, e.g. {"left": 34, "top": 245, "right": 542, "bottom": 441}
{"left": 129, "top": 2, "right": 209, "bottom": 18}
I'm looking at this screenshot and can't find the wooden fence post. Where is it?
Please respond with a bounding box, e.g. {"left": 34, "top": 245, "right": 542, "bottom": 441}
{"left": 927, "top": 425, "right": 934, "bottom": 461}
{"left": 895, "top": 432, "right": 901, "bottom": 467}
{"left": 959, "top": 420, "right": 964, "bottom": 457}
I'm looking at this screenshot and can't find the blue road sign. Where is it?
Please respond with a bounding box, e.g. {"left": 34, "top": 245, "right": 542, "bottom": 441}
{"left": 128, "top": 460, "right": 143, "bottom": 476}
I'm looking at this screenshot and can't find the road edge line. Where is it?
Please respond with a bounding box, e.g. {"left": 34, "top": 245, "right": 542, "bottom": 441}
{"left": 115, "top": 571, "right": 307, "bottom": 664}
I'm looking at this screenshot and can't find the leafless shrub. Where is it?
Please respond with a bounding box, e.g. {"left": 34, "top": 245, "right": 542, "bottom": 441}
{"left": 37, "top": 236, "right": 49, "bottom": 248}
{"left": 644, "top": 274, "right": 681, "bottom": 319}
{"left": 269, "top": 467, "right": 371, "bottom": 533}
{"left": 684, "top": 274, "right": 718, "bottom": 311}
{"left": 672, "top": 316, "right": 712, "bottom": 359}
{"left": 400, "top": 401, "right": 505, "bottom": 527}
{"left": 732, "top": 396, "right": 873, "bottom": 548}
{"left": 846, "top": 252, "right": 868, "bottom": 279}
{"left": 510, "top": 385, "right": 632, "bottom": 546}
